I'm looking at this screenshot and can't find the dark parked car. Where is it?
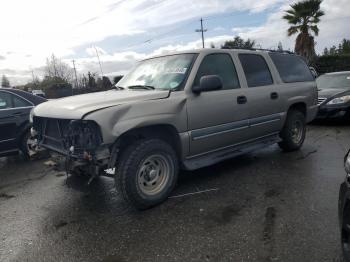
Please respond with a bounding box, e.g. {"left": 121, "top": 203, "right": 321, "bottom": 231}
{"left": 0, "top": 88, "right": 46, "bottom": 158}
{"left": 317, "top": 71, "right": 350, "bottom": 119}
{"left": 339, "top": 150, "right": 350, "bottom": 262}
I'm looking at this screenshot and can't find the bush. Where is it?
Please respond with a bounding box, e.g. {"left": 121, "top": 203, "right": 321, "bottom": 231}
{"left": 315, "top": 54, "right": 350, "bottom": 74}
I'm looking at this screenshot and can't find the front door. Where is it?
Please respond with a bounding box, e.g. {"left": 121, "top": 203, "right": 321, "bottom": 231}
{"left": 187, "top": 53, "right": 250, "bottom": 156}
{"left": 0, "top": 91, "right": 17, "bottom": 155}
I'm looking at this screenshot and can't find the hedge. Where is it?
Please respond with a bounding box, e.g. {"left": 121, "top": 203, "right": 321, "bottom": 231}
{"left": 315, "top": 54, "right": 350, "bottom": 74}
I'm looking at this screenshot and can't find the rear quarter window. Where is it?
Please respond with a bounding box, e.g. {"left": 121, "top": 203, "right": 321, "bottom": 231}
{"left": 269, "top": 53, "right": 314, "bottom": 83}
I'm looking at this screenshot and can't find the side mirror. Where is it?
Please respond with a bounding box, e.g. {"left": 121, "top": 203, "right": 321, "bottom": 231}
{"left": 193, "top": 75, "right": 223, "bottom": 93}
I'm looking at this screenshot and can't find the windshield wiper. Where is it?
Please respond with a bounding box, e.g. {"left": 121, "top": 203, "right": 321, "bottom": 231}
{"left": 115, "top": 86, "right": 125, "bottom": 90}
{"left": 127, "top": 85, "right": 155, "bottom": 90}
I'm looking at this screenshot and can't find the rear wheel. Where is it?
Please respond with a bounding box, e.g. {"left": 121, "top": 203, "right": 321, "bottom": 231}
{"left": 278, "top": 110, "right": 306, "bottom": 152}
{"left": 116, "top": 138, "right": 178, "bottom": 210}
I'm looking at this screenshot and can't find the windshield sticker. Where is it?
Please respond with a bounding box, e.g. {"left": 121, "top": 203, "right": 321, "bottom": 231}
{"left": 347, "top": 76, "right": 350, "bottom": 80}
{"left": 164, "top": 68, "right": 188, "bottom": 74}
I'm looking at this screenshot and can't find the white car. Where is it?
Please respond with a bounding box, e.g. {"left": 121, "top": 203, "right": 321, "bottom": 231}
{"left": 31, "top": 89, "right": 45, "bottom": 98}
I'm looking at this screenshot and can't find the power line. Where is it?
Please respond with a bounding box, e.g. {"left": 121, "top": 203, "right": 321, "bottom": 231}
{"left": 195, "top": 18, "right": 207, "bottom": 48}
{"left": 121, "top": 20, "right": 198, "bottom": 51}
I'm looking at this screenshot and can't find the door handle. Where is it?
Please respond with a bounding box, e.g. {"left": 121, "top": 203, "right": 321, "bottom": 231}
{"left": 271, "top": 92, "right": 279, "bottom": 99}
{"left": 237, "top": 96, "right": 247, "bottom": 104}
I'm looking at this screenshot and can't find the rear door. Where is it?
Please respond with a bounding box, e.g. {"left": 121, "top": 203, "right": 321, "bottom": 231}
{"left": 237, "top": 53, "right": 284, "bottom": 138}
{"left": 0, "top": 91, "right": 33, "bottom": 155}
{"left": 186, "top": 53, "right": 250, "bottom": 156}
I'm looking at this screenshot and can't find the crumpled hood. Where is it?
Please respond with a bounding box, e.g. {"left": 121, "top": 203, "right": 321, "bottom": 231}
{"left": 318, "top": 88, "right": 350, "bottom": 99}
{"left": 33, "top": 89, "right": 170, "bottom": 119}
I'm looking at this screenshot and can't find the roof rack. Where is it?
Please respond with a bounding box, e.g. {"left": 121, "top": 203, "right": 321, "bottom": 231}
{"left": 229, "top": 47, "right": 295, "bottom": 54}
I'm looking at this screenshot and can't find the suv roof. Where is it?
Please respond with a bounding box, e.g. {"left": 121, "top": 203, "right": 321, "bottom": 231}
{"left": 144, "top": 48, "right": 295, "bottom": 60}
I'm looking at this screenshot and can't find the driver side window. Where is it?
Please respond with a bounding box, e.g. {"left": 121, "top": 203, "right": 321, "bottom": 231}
{"left": 193, "top": 53, "right": 240, "bottom": 90}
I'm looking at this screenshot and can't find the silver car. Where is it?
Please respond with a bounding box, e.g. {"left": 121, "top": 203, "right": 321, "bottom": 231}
{"left": 31, "top": 49, "right": 318, "bottom": 209}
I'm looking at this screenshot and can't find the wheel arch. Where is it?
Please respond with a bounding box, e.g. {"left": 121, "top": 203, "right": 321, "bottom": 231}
{"left": 112, "top": 124, "right": 182, "bottom": 162}
{"left": 287, "top": 102, "right": 307, "bottom": 117}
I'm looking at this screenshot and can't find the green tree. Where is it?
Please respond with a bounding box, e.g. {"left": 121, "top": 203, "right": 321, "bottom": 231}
{"left": 1, "top": 75, "right": 10, "bottom": 87}
{"left": 45, "top": 54, "right": 73, "bottom": 82}
{"left": 322, "top": 39, "right": 350, "bottom": 56}
{"left": 283, "top": 0, "right": 324, "bottom": 64}
{"left": 340, "top": 39, "right": 350, "bottom": 54}
{"left": 323, "top": 47, "right": 329, "bottom": 56}
{"left": 87, "top": 72, "right": 97, "bottom": 89}
{"left": 221, "top": 36, "right": 256, "bottom": 49}
{"left": 96, "top": 76, "right": 113, "bottom": 90}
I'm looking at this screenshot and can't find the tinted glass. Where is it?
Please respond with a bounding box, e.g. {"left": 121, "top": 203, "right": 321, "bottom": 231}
{"left": 269, "top": 53, "right": 314, "bottom": 83}
{"left": 13, "top": 95, "right": 31, "bottom": 107}
{"left": 239, "top": 54, "right": 273, "bottom": 87}
{"left": 0, "top": 92, "right": 13, "bottom": 109}
{"left": 316, "top": 74, "right": 350, "bottom": 89}
{"left": 194, "top": 53, "right": 240, "bottom": 90}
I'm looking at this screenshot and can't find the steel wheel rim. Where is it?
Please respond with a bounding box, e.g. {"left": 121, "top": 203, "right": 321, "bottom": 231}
{"left": 291, "top": 120, "right": 303, "bottom": 144}
{"left": 137, "top": 154, "right": 171, "bottom": 196}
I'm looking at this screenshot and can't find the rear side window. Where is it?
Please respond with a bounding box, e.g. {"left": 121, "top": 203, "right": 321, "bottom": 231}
{"left": 13, "top": 95, "right": 31, "bottom": 107}
{"left": 194, "top": 53, "right": 240, "bottom": 90}
{"left": 269, "top": 53, "right": 314, "bottom": 83}
{"left": 239, "top": 54, "right": 273, "bottom": 87}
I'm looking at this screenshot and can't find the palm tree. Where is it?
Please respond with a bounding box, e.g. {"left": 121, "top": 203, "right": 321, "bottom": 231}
{"left": 283, "top": 0, "right": 324, "bottom": 63}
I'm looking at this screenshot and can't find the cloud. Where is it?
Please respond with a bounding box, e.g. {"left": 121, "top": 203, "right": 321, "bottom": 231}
{"left": 229, "top": 0, "right": 350, "bottom": 53}
{"left": 1, "top": 0, "right": 349, "bottom": 85}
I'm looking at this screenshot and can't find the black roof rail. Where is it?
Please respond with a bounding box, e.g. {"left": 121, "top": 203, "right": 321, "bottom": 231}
{"left": 230, "top": 47, "right": 295, "bottom": 54}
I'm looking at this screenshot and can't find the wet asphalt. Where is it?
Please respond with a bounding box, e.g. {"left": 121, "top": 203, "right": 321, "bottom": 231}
{"left": 0, "top": 122, "right": 349, "bottom": 262}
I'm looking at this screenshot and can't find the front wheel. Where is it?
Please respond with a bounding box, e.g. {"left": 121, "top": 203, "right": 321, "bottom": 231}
{"left": 20, "top": 130, "right": 37, "bottom": 160}
{"left": 116, "top": 139, "right": 179, "bottom": 210}
{"left": 278, "top": 110, "right": 306, "bottom": 152}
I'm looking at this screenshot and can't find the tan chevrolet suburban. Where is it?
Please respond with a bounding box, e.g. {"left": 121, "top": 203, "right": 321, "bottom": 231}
{"left": 31, "top": 49, "right": 318, "bottom": 209}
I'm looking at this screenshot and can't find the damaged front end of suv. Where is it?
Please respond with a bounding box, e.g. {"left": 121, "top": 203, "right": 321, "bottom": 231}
{"left": 32, "top": 116, "right": 110, "bottom": 178}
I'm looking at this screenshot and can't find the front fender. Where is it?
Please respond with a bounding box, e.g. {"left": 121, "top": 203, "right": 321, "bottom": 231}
{"left": 84, "top": 95, "right": 188, "bottom": 144}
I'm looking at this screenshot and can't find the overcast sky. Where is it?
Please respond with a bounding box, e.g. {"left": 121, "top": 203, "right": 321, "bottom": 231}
{"left": 0, "top": 0, "right": 349, "bottom": 85}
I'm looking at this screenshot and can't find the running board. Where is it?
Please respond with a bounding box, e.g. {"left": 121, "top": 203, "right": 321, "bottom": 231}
{"left": 183, "top": 133, "right": 281, "bottom": 170}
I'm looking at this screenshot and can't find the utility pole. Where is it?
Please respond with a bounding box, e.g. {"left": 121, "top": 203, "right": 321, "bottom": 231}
{"left": 72, "top": 60, "right": 78, "bottom": 89}
{"left": 93, "top": 46, "right": 104, "bottom": 77}
{"left": 195, "top": 18, "right": 207, "bottom": 48}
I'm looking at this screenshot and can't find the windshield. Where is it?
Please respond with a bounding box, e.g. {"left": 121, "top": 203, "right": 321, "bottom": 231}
{"left": 116, "top": 54, "right": 195, "bottom": 90}
{"left": 316, "top": 73, "right": 350, "bottom": 89}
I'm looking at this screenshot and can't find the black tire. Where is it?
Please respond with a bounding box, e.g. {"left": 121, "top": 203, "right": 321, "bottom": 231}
{"left": 19, "top": 130, "right": 32, "bottom": 160}
{"left": 116, "top": 138, "right": 179, "bottom": 210}
{"left": 278, "top": 110, "right": 306, "bottom": 152}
